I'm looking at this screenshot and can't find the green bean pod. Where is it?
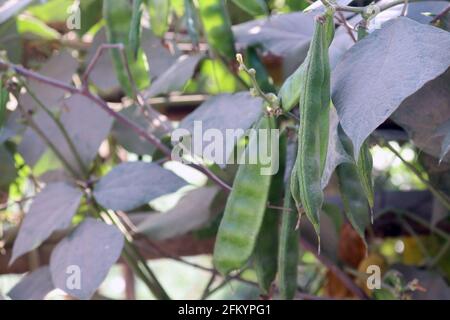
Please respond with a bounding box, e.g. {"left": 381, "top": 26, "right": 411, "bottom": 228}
{"left": 278, "top": 182, "right": 299, "bottom": 300}
{"left": 291, "top": 14, "right": 333, "bottom": 237}
{"left": 103, "top": 0, "right": 149, "bottom": 96}
{"left": 213, "top": 115, "right": 276, "bottom": 275}
{"left": 336, "top": 162, "right": 370, "bottom": 246}
{"left": 129, "top": 0, "right": 143, "bottom": 59}
{"left": 357, "top": 141, "right": 374, "bottom": 209}
{"left": 278, "top": 11, "right": 334, "bottom": 112}
{"left": 197, "top": 0, "right": 236, "bottom": 60}
{"left": 253, "top": 132, "right": 286, "bottom": 294}
{"left": 354, "top": 27, "right": 375, "bottom": 212}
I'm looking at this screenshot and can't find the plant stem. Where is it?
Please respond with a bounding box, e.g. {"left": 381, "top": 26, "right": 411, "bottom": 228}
{"left": 300, "top": 238, "right": 368, "bottom": 299}
{"left": 20, "top": 80, "right": 89, "bottom": 178}
{"left": 16, "top": 103, "right": 79, "bottom": 178}
{"left": 381, "top": 141, "right": 450, "bottom": 211}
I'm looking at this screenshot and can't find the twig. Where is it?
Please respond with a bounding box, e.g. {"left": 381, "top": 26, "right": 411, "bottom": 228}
{"left": 380, "top": 140, "right": 450, "bottom": 211}
{"left": 300, "top": 238, "right": 368, "bottom": 299}
{"left": 0, "top": 60, "right": 231, "bottom": 191}
{"left": 336, "top": 11, "right": 357, "bottom": 43}
{"left": 430, "top": 4, "right": 450, "bottom": 24}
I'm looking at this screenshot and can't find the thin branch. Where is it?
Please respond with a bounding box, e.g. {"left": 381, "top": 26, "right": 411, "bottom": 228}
{"left": 380, "top": 140, "right": 450, "bottom": 211}
{"left": 430, "top": 4, "right": 450, "bottom": 24}
{"left": 336, "top": 11, "right": 357, "bottom": 43}
{"left": 300, "top": 238, "right": 368, "bottom": 299}
{"left": 20, "top": 80, "right": 89, "bottom": 178}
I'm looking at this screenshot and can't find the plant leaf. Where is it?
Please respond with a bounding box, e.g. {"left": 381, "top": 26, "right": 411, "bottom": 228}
{"left": 321, "top": 106, "right": 353, "bottom": 189}
{"left": 0, "top": 0, "right": 33, "bottom": 24}
{"left": 391, "top": 70, "right": 450, "bottom": 163}
{"left": 18, "top": 94, "right": 114, "bottom": 174}
{"left": 144, "top": 54, "right": 204, "bottom": 98}
{"left": 233, "top": 12, "right": 314, "bottom": 57}
{"left": 177, "top": 92, "right": 264, "bottom": 167}
{"left": 10, "top": 182, "right": 83, "bottom": 264}
{"left": 137, "top": 186, "right": 221, "bottom": 239}
{"left": 50, "top": 218, "right": 124, "bottom": 300}
{"left": 93, "top": 162, "right": 187, "bottom": 211}
{"left": 112, "top": 104, "right": 170, "bottom": 155}
{"left": 0, "top": 144, "right": 17, "bottom": 188}
{"left": 7, "top": 266, "right": 54, "bottom": 300}
{"left": 8, "top": 266, "right": 55, "bottom": 300}
{"left": 332, "top": 17, "right": 450, "bottom": 158}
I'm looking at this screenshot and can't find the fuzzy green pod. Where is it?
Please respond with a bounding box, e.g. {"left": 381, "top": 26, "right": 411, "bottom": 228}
{"left": 337, "top": 162, "right": 370, "bottom": 246}
{"left": 278, "top": 183, "right": 299, "bottom": 300}
{"left": 291, "top": 14, "right": 333, "bottom": 237}
{"left": 198, "top": 0, "right": 236, "bottom": 60}
{"left": 278, "top": 12, "right": 334, "bottom": 112}
{"left": 213, "top": 115, "right": 276, "bottom": 275}
{"left": 103, "top": 0, "right": 150, "bottom": 96}
{"left": 129, "top": 0, "right": 143, "bottom": 59}
{"left": 357, "top": 141, "right": 375, "bottom": 210}
{"left": 253, "top": 132, "right": 286, "bottom": 294}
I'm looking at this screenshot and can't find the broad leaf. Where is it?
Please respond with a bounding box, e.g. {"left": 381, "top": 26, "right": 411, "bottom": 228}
{"left": 368, "top": 1, "right": 450, "bottom": 30}
{"left": 50, "top": 218, "right": 124, "bottom": 300}
{"left": 141, "top": 29, "right": 180, "bottom": 80}
{"left": 7, "top": 266, "right": 54, "bottom": 300}
{"left": 436, "top": 120, "right": 450, "bottom": 161}
{"left": 177, "top": 92, "right": 264, "bottom": 167}
{"left": 321, "top": 107, "right": 352, "bottom": 189}
{"left": 112, "top": 104, "right": 170, "bottom": 155}
{"left": 137, "top": 186, "right": 221, "bottom": 239}
{"left": 391, "top": 69, "right": 450, "bottom": 163}
{"left": 10, "top": 182, "right": 83, "bottom": 264}
{"left": 18, "top": 50, "right": 78, "bottom": 113}
{"left": 93, "top": 162, "right": 187, "bottom": 211}
{"left": 332, "top": 17, "right": 450, "bottom": 158}
{"left": 233, "top": 12, "right": 314, "bottom": 57}
{"left": 0, "top": 0, "right": 33, "bottom": 24}
{"left": 19, "top": 94, "right": 114, "bottom": 174}
{"left": 144, "top": 54, "right": 204, "bottom": 98}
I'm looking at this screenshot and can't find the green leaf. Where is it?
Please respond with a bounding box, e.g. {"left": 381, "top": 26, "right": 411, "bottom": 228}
{"left": 148, "top": 0, "right": 171, "bottom": 37}
{"left": 198, "top": 0, "right": 236, "bottom": 60}
{"left": 93, "top": 162, "right": 187, "bottom": 211}
{"left": 230, "top": 0, "right": 268, "bottom": 16}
